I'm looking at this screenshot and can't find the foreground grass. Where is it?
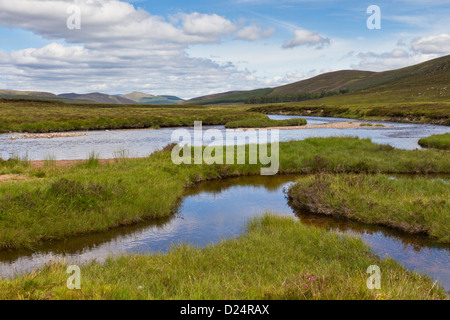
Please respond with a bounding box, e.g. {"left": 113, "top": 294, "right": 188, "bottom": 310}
{"left": 0, "top": 137, "right": 449, "bottom": 249}
{"left": 287, "top": 174, "right": 450, "bottom": 243}
{"left": 0, "top": 99, "right": 265, "bottom": 133}
{"left": 0, "top": 214, "right": 446, "bottom": 300}
{"left": 225, "top": 117, "right": 307, "bottom": 129}
{"left": 419, "top": 133, "right": 450, "bottom": 150}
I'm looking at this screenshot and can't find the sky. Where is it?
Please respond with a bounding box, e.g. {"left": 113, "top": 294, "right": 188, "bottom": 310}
{"left": 0, "top": 0, "right": 449, "bottom": 99}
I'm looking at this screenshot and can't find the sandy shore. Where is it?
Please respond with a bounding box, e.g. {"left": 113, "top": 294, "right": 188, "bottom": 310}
{"left": 237, "top": 121, "right": 390, "bottom": 130}
{"left": 28, "top": 158, "right": 117, "bottom": 168}
{"left": 9, "top": 132, "right": 88, "bottom": 140}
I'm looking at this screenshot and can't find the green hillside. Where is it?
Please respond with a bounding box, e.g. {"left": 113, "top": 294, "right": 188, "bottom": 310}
{"left": 185, "top": 55, "right": 450, "bottom": 105}
{"left": 184, "top": 88, "right": 273, "bottom": 105}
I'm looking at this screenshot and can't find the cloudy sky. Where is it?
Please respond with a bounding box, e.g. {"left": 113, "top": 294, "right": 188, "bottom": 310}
{"left": 0, "top": 0, "right": 449, "bottom": 99}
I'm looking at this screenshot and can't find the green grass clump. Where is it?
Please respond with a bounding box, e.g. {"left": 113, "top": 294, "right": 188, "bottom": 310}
{"left": 225, "top": 117, "right": 307, "bottom": 129}
{"left": 87, "top": 151, "right": 100, "bottom": 167}
{"left": 286, "top": 174, "right": 450, "bottom": 243}
{"left": 419, "top": 133, "right": 450, "bottom": 150}
{"left": 44, "top": 154, "right": 57, "bottom": 168}
{"left": 0, "top": 137, "right": 449, "bottom": 249}
{"left": 0, "top": 214, "right": 446, "bottom": 300}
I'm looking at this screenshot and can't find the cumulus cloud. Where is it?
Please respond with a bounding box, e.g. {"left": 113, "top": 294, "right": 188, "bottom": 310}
{"left": 261, "top": 69, "right": 332, "bottom": 87}
{"left": 180, "top": 12, "right": 237, "bottom": 39}
{"left": 0, "top": 0, "right": 275, "bottom": 97}
{"left": 411, "top": 34, "right": 450, "bottom": 54}
{"left": 235, "top": 26, "right": 275, "bottom": 41}
{"left": 283, "top": 29, "right": 330, "bottom": 49}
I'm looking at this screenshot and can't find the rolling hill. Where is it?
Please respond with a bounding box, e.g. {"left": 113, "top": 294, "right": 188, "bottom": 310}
{"left": 184, "top": 54, "right": 450, "bottom": 105}
{"left": 0, "top": 90, "right": 184, "bottom": 105}
{"left": 58, "top": 92, "right": 136, "bottom": 104}
{"left": 122, "top": 91, "right": 184, "bottom": 104}
{"left": 0, "top": 90, "right": 57, "bottom": 98}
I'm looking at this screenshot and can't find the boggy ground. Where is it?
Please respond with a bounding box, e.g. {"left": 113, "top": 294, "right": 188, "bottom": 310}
{"left": 0, "top": 137, "right": 449, "bottom": 250}
{"left": 0, "top": 137, "right": 448, "bottom": 300}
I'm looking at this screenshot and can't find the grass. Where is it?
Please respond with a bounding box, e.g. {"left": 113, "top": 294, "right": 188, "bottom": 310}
{"left": 44, "top": 154, "right": 57, "bottom": 168}
{"left": 87, "top": 151, "right": 100, "bottom": 167}
{"left": 419, "top": 133, "right": 450, "bottom": 150}
{"left": 248, "top": 102, "right": 450, "bottom": 126}
{"left": 225, "top": 117, "right": 307, "bottom": 129}
{"left": 0, "top": 99, "right": 266, "bottom": 133}
{"left": 2, "top": 98, "right": 449, "bottom": 136}
{"left": 113, "top": 148, "right": 131, "bottom": 164}
{"left": 286, "top": 174, "right": 450, "bottom": 243}
{"left": 0, "top": 214, "right": 446, "bottom": 300}
{"left": 0, "top": 137, "right": 449, "bottom": 250}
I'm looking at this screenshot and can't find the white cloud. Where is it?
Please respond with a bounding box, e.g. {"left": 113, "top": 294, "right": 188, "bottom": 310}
{"left": 353, "top": 49, "right": 435, "bottom": 71}
{"left": 411, "top": 34, "right": 450, "bottom": 54}
{"left": 180, "top": 12, "right": 237, "bottom": 39}
{"left": 283, "top": 29, "right": 330, "bottom": 49}
{"left": 235, "top": 26, "right": 275, "bottom": 41}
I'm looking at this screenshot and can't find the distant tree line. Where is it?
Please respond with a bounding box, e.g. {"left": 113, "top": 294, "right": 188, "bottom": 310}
{"left": 245, "top": 89, "right": 349, "bottom": 104}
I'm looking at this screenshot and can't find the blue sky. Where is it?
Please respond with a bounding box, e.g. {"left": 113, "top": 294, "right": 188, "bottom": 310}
{"left": 0, "top": 0, "right": 449, "bottom": 98}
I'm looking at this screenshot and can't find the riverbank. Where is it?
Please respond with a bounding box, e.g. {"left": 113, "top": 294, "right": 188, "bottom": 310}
{"left": 9, "top": 132, "right": 88, "bottom": 140}
{"left": 0, "top": 137, "right": 449, "bottom": 249}
{"left": 237, "top": 121, "right": 389, "bottom": 130}
{"left": 419, "top": 133, "right": 450, "bottom": 150}
{"left": 0, "top": 214, "right": 446, "bottom": 300}
{"left": 248, "top": 102, "right": 450, "bottom": 126}
{"left": 1, "top": 99, "right": 449, "bottom": 134}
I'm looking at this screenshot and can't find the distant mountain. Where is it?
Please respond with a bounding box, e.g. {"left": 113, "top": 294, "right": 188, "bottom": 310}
{"left": 122, "top": 91, "right": 154, "bottom": 102}
{"left": 58, "top": 92, "right": 136, "bottom": 104}
{"left": 121, "top": 91, "right": 184, "bottom": 104}
{"left": 184, "top": 54, "right": 450, "bottom": 105}
{"left": 0, "top": 89, "right": 184, "bottom": 105}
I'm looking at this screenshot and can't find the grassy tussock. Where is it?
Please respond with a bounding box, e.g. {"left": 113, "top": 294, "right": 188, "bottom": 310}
{"left": 0, "top": 214, "right": 446, "bottom": 300}
{"left": 286, "top": 174, "right": 450, "bottom": 243}
{"left": 419, "top": 133, "right": 450, "bottom": 150}
{"left": 225, "top": 117, "right": 307, "bottom": 128}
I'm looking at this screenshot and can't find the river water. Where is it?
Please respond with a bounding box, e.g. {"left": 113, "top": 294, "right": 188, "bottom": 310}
{"left": 1, "top": 116, "right": 449, "bottom": 160}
